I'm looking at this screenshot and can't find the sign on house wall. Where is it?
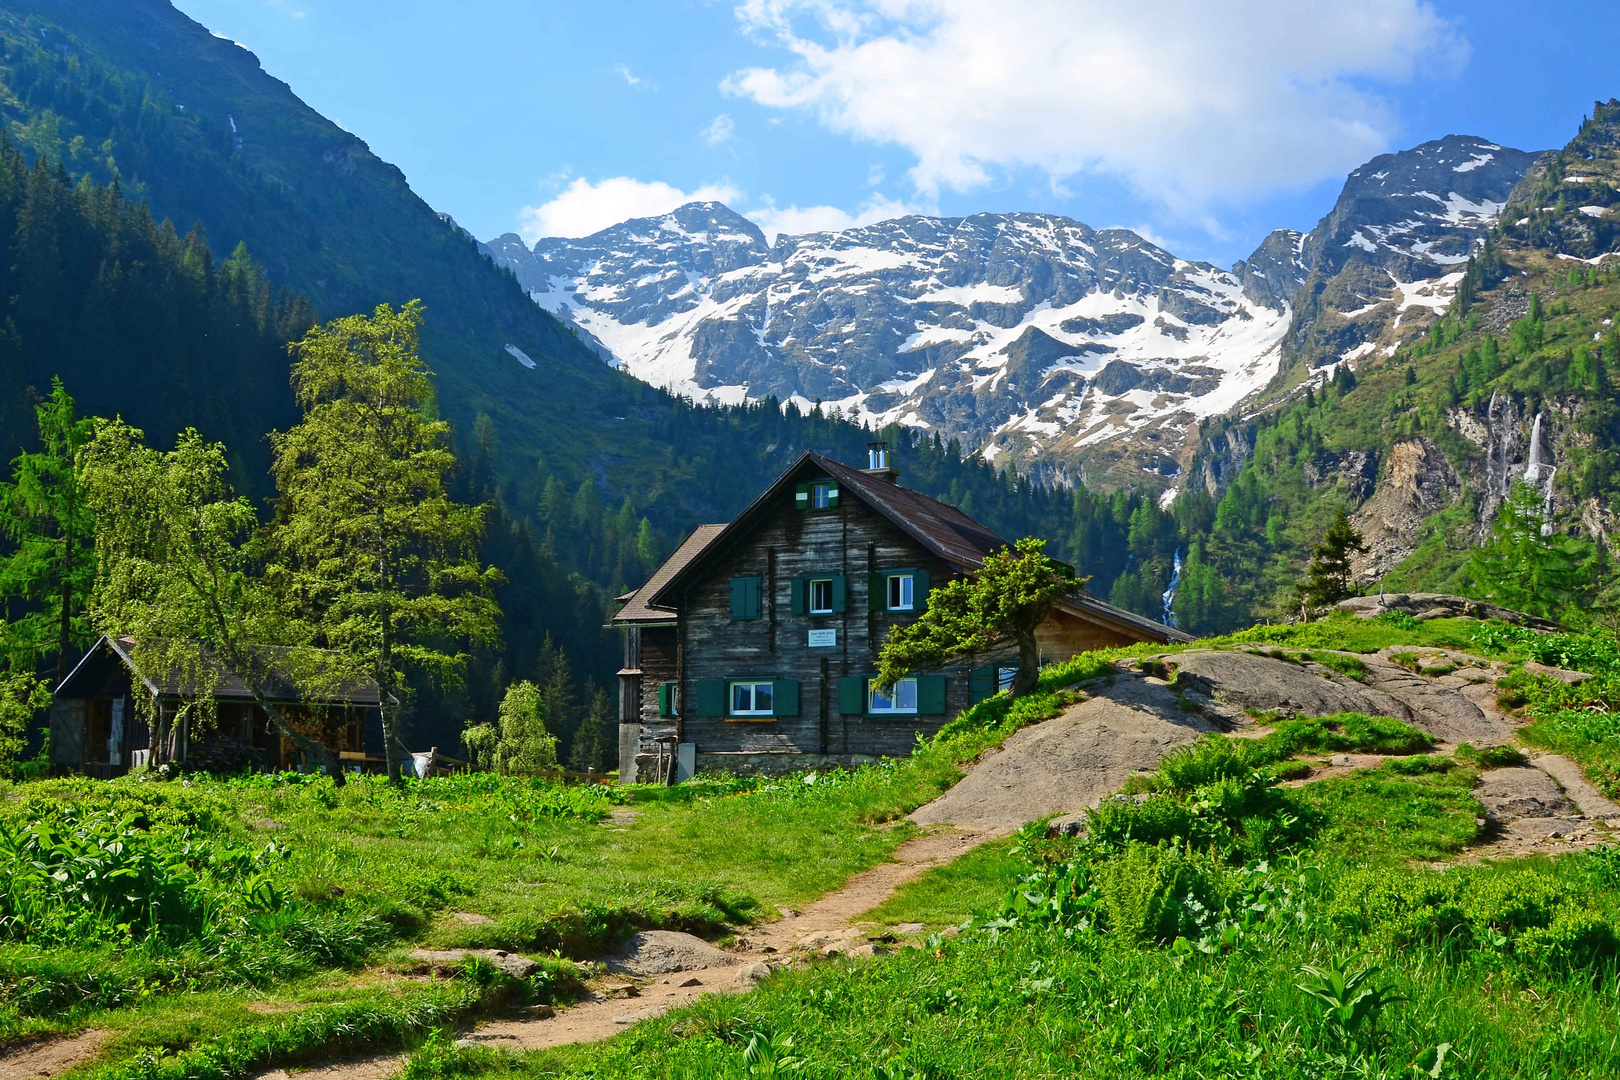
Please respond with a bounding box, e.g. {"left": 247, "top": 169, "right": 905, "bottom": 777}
{"left": 807, "top": 629, "right": 837, "bottom": 647}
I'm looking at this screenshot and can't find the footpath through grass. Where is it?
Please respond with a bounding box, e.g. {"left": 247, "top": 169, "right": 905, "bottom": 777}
{"left": 0, "top": 654, "right": 1106, "bottom": 1073}
{"left": 491, "top": 619, "right": 1620, "bottom": 1079}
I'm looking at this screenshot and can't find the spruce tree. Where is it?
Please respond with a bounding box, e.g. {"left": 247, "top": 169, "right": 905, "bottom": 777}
{"left": 0, "top": 378, "right": 98, "bottom": 682}
{"left": 1301, "top": 509, "right": 1368, "bottom": 614}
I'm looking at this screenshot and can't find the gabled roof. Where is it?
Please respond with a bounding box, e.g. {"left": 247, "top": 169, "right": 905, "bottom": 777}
{"left": 614, "top": 450, "right": 1190, "bottom": 646}
{"left": 611, "top": 523, "right": 727, "bottom": 625}
{"left": 56, "top": 635, "right": 384, "bottom": 706}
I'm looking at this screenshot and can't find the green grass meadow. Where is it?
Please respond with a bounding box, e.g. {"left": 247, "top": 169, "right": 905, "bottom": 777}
{"left": 9, "top": 614, "right": 1620, "bottom": 1078}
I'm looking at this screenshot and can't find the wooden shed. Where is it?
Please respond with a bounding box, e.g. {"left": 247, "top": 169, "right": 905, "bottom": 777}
{"left": 50, "top": 635, "right": 382, "bottom": 778}
{"left": 610, "top": 447, "right": 1191, "bottom": 782}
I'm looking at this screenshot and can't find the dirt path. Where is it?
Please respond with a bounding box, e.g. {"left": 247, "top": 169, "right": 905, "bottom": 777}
{"left": 41, "top": 648, "right": 1616, "bottom": 1077}
{"left": 0, "top": 1031, "right": 108, "bottom": 1080}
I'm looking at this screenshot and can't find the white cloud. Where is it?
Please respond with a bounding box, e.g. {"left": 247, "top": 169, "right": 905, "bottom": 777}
{"left": 614, "top": 63, "right": 655, "bottom": 91}
{"left": 701, "top": 113, "right": 737, "bottom": 146}
{"left": 745, "top": 193, "right": 931, "bottom": 243}
{"left": 725, "top": 0, "right": 1467, "bottom": 220}
{"left": 521, "top": 177, "right": 744, "bottom": 240}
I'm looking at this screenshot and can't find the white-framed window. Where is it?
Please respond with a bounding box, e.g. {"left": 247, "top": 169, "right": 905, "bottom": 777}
{"left": 886, "top": 573, "right": 914, "bottom": 611}
{"left": 868, "top": 678, "right": 918, "bottom": 714}
{"left": 997, "top": 667, "right": 1017, "bottom": 692}
{"left": 811, "top": 481, "right": 832, "bottom": 509}
{"left": 809, "top": 578, "right": 835, "bottom": 615}
{"left": 730, "top": 681, "right": 775, "bottom": 717}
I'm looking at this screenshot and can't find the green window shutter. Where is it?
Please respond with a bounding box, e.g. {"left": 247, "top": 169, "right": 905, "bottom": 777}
{"left": 914, "top": 570, "right": 932, "bottom": 614}
{"left": 794, "top": 483, "right": 810, "bottom": 510}
{"left": 657, "top": 681, "right": 676, "bottom": 717}
{"left": 831, "top": 574, "right": 846, "bottom": 613}
{"left": 868, "top": 572, "right": 885, "bottom": 613}
{"left": 696, "top": 680, "right": 725, "bottom": 718}
{"left": 730, "top": 576, "right": 762, "bottom": 620}
{"left": 826, "top": 482, "right": 840, "bottom": 508}
{"left": 772, "top": 680, "right": 799, "bottom": 717}
{"left": 917, "top": 674, "right": 947, "bottom": 715}
{"left": 790, "top": 577, "right": 807, "bottom": 616}
{"left": 969, "top": 666, "right": 996, "bottom": 705}
{"left": 837, "top": 676, "right": 866, "bottom": 715}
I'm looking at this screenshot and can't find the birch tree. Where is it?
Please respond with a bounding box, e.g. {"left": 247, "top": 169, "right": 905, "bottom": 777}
{"left": 270, "top": 301, "right": 501, "bottom": 783}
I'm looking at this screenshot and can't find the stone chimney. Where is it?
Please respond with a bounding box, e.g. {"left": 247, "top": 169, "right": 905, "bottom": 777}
{"left": 864, "top": 440, "right": 899, "bottom": 483}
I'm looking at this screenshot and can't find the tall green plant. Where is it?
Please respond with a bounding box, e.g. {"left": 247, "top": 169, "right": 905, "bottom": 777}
{"left": 270, "top": 302, "right": 502, "bottom": 783}
{"left": 80, "top": 420, "right": 344, "bottom": 779}
{"left": 0, "top": 377, "right": 98, "bottom": 682}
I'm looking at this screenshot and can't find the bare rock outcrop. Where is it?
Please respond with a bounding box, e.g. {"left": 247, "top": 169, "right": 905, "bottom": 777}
{"left": 1335, "top": 592, "right": 1559, "bottom": 631}
{"left": 1349, "top": 438, "right": 1461, "bottom": 582}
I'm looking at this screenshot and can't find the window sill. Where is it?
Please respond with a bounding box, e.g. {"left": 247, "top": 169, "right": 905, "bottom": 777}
{"left": 724, "top": 716, "right": 779, "bottom": 723}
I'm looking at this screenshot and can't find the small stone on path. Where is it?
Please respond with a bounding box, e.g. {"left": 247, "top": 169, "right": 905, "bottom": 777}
{"left": 451, "top": 912, "right": 494, "bottom": 925}
{"left": 605, "top": 930, "right": 736, "bottom": 976}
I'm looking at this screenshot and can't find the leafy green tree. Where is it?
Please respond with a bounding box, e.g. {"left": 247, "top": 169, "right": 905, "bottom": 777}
{"left": 0, "top": 378, "right": 98, "bottom": 683}
{"left": 270, "top": 302, "right": 502, "bottom": 783}
{"left": 464, "top": 680, "right": 558, "bottom": 775}
{"left": 877, "top": 537, "right": 1077, "bottom": 697}
{"left": 80, "top": 420, "right": 345, "bottom": 778}
{"left": 1300, "top": 509, "right": 1368, "bottom": 614}
{"left": 1465, "top": 481, "right": 1591, "bottom": 620}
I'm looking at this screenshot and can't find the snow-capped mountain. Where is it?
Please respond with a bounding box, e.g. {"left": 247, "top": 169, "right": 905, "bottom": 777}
{"left": 484, "top": 135, "right": 1535, "bottom": 487}
{"left": 1283, "top": 135, "right": 1540, "bottom": 376}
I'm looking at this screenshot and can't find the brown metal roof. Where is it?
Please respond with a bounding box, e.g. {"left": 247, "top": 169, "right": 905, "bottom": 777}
{"left": 811, "top": 453, "right": 1009, "bottom": 570}
{"left": 611, "top": 523, "right": 727, "bottom": 625}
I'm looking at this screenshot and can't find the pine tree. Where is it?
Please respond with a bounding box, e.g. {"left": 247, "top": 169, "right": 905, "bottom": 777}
{"left": 1300, "top": 509, "right": 1368, "bottom": 614}
{"left": 1465, "top": 481, "right": 1592, "bottom": 619}
{"left": 0, "top": 378, "right": 98, "bottom": 682}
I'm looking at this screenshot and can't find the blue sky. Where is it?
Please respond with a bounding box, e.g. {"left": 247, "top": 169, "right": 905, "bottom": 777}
{"left": 176, "top": 0, "right": 1619, "bottom": 268}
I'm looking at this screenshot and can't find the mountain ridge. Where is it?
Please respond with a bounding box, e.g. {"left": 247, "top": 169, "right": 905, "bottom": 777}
{"left": 486, "top": 135, "right": 1538, "bottom": 490}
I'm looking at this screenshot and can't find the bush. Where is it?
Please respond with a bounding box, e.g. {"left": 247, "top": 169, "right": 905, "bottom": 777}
{"left": 1517, "top": 909, "right": 1620, "bottom": 971}
{"left": 1097, "top": 842, "right": 1215, "bottom": 945}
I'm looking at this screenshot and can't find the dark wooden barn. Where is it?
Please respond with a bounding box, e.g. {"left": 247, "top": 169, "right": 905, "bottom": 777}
{"left": 50, "top": 635, "right": 382, "bottom": 778}
{"left": 611, "top": 446, "right": 1192, "bottom": 782}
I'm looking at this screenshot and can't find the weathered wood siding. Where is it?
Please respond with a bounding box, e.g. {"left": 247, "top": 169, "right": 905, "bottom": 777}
{"left": 669, "top": 476, "right": 978, "bottom": 760}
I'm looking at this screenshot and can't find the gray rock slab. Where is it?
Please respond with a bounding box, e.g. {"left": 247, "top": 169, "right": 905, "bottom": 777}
{"left": 1531, "top": 754, "right": 1620, "bottom": 819}
{"left": 910, "top": 673, "right": 1218, "bottom": 833}
{"left": 1357, "top": 656, "right": 1508, "bottom": 744}
{"left": 1169, "top": 650, "right": 1411, "bottom": 720}
{"left": 605, "top": 931, "right": 736, "bottom": 976}
{"left": 1476, "top": 767, "right": 1577, "bottom": 820}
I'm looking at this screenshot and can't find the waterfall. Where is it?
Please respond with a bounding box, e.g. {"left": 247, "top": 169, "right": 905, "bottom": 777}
{"left": 1523, "top": 411, "right": 1557, "bottom": 535}
{"left": 1161, "top": 547, "right": 1183, "bottom": 628}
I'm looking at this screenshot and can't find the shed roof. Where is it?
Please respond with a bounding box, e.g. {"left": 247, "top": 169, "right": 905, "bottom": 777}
{"left": 56, "top": 635, "right": 385, "bottom": 706}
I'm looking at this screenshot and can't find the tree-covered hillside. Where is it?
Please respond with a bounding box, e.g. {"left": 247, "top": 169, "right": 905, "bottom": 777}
{"left": 1153, "top": 101, "right": 1620, "bottom": 633}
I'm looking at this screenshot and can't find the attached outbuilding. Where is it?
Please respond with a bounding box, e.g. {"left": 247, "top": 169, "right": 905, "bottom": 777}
{"left": 611, "top": 446, "right": 1191, "bottom": 782}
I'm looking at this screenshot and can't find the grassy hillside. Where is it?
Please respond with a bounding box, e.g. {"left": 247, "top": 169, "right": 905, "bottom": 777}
{"left": 7, "top": 613, "right": 1620, "bottom": 1077}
